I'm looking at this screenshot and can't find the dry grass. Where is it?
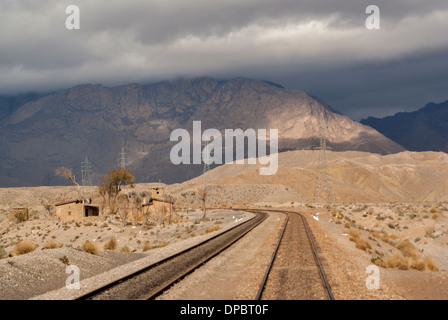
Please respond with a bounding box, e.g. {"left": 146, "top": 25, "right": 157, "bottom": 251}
{"left": 355, "top": 238, "right": 371, "bottom": 251}
{"left": 15, "top": 240, "right": 36, "bottom": 255}
{"left": 394, "top": 240, "right": 419, "bottom": 259}
{"left": 42, "top": 241, "right": 62, "bottom": 249}
{"left": 203, "top": 225, "right": 221, "bottom": 235}
{"left": 432, "top": 212, "right": 442, "bottom": 220}
{"left": 120, "top": 246, "right": 131, "bottom": 253}
{"left": 411, "top": 257, "right": 439, "bottom": 272}
{"left": 371, "top": 231, "right": 399, "bottom": 244}
{"left": 384, "top": 254, "right": 409, "bottom": 269}
{"left": 82, "top": 240, "right": 100, "bottom": 255}
{"left": 142, "top": 241, "right": 151, "bottom": 252}
{"left": 104, "top": 238, "right": 117, "bottom": 251}
{"left": 348, "top": 230, "right": 371, "bottom": 251}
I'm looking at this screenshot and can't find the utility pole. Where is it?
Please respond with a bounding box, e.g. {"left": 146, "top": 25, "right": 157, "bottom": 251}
{"left": 118, "top": 147, "right": 127, "bottom": 169}
{"left": 81, "top": 155, "right": 93, "bottom": 186}
{"left": 313, "top": 111, "right": 336, "bottom": 204}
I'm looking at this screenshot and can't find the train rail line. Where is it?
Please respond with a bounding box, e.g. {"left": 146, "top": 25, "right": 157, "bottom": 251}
{"left": 75, "top": 211, "right": 267, "bottom": 300}
{"left": 75, "top": 208, "right": 333, "bottom": 300}
{"left": 252, "top": 209, "right": 334, "bottom": 300}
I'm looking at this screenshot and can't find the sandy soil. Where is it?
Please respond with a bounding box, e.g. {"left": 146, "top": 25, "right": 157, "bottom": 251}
{"left": 1, "top": 184, "right": 448, "bottom": 300}
{"left": 298, "top": 203, "right": 448, "bottom": 300}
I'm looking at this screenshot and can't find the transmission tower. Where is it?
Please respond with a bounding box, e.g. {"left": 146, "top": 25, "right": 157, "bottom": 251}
{"left": 201, "top": 139, "right": 214, "bottom": 201}
{"left": 81, "top": 155, "right": 93, "bottom": 186}
{"left": 118, "top": 147, "right": 127, "bottom": 169}
{"left": 313, "top": 112, "right": 336, "bottom": 204}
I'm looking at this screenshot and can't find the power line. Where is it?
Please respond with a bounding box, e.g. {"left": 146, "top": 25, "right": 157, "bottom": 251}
{"left": 81, "top": 155, "right": 93, "bottom": 186}
{"left": 313, "top": 111, "right": 336, "bottom": 204}
{"left": 118, "top": 147, "right": 127, "bottom": 169}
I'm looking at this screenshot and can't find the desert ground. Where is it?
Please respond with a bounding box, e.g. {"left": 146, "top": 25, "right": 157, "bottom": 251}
{"left": 0, "top": 150, "right": 447, "bottom": 300}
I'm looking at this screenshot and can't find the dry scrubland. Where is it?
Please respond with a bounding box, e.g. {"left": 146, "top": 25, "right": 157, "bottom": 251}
{"left": 1, "top": 150, "right": 448, "bottom": 299}
{"left": 322, "top": 202, "right": 448, "bottom": 272}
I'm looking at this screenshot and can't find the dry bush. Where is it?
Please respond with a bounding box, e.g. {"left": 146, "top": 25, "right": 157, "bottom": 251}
{"left": 15, "top": 240, "right": 36, "bottom": 255}
{"left": 203, "top": 225, "right": 221, "bottom": 235}
{"left": 142, "top": 241, "right": 151, "bottom": 252}
{"left": 120, "top": 246, "right": 131, "bottom": 253}
{"left": 432, "top": 212, "right": 442, "bottom": 220}
{"left": 11, "top": 208, "right": 29, "bottom": 223}
{"left": 348, "top": 230, "right": 360, "bottom": 241}
{"left": 430, "top": 207, "right": 439, "bottom": 214}
{"left": 42, "top": 241, "right": 62, "bottom": 249}
{"left": 411, "top": 257, "right": 439, "bottom": 272}
{"left": 104, "top": 238, "right": 117, "bottom": 251}
{"left": 348, "top": 230, "right": 371, "bottom": 251}
{"left": 82, "top": 240, "right": 100, "bottom": 255}
{"left": 155, "top": 240, "right": 168, "bottom": 248}
{"left": 355, "top": 238, "right": 371, "bottom": 251}
{"left": 394, "top": 240, "right": 419, "bottom": 259}
{"left": 384, "top": 254, "right": 409, "bottom": 269}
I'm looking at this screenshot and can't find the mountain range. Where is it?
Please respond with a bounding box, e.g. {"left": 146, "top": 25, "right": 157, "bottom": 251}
{"left": 0, "top": 77, "right": 405, "bottom": 187}
{"left": 361, "top": 100, "right": 448, "bottom": 152}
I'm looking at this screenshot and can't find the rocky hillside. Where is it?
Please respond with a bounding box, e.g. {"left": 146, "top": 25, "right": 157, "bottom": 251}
{"left": 0, "top": 77, "right": 404, "bottom": 187}
{"left": 174, "top": 150, "right": 448, "bottom": 204}
{"left": 361, "top": 100, "right": 448, "bottom": 152}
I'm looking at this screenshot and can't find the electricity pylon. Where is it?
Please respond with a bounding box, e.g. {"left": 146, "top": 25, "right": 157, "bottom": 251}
{"left": 313, "top": 112, "right": 336, "bottom": 204}
{"left": 81, "top": 155, "right": 93, "bottom": 186}
{"left": 118, "top": 147, "right": 127, "bottom": 169}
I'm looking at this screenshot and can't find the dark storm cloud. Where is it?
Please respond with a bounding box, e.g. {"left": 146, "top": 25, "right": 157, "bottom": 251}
{"left": 0, "top": 0, "right": 447, "bottom": 119}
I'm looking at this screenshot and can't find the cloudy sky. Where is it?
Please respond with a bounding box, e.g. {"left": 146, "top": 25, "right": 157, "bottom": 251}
{"left": 1, "top": 0, "right": 447, "bottom": 120}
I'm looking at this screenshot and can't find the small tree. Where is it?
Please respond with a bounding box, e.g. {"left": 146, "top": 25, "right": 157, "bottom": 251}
{"left": 98, "top": 168, "right": 135, "bottom": 215}
{"left": 55, "top": 167, "right": 80, "bottom": 187}
{"left": 197, "top": 187, "right": 209, "bottom": 220}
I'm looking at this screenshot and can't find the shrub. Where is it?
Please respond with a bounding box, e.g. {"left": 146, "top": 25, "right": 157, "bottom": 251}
{"left": 42, "top": 241, "right": 62, "bottom": 249}
{"left": 384, "top": 254, "right": 409, "bottom": 269}
{"left": 120, "top": 246, "right": 131, "bottom": 253}
{"left": 204, "top": 225, "right": 221, "bottom": 234}
{"left": 142, "top": 242, "right": 152, "bottom": 252}
{"left": 59, "top": 255, "right": 70, "bottom": 265}
{"left": 11, "top": 208, "right": 29, "bottom": 223}
{"left": 104, "top": 238, "right": 117, "bottom": 251}
{"left": 394, "top": 240, "right": 419, "bottom": 259}
{"left": 355, "top": 238, "right": 371, "bottom": 251}
{"left": 15, "top": 240, "right": 36, "bottom": 255}
{"left": 432, "top": 212, "right": 442, "bottom": 220}
{"left": 82, "top": 240, "right": 100, "bottom": 255}
{"left": 411, "top": 257, "right": 438, "bottom": 272}
{"left": 0, "top": 246, "right": 7, "bottom": 259}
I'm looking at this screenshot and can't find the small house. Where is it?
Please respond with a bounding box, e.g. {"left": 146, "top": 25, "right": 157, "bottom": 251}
{"left": 55, "top": 199, "right": 100, "bottom": 222}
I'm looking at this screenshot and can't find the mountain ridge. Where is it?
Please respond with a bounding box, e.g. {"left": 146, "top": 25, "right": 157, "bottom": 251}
{"left": 0, "top": 77, "right": 404, "bottom": 187}
{"left": 361, "top": 100, "right": 448, "bottom": 152}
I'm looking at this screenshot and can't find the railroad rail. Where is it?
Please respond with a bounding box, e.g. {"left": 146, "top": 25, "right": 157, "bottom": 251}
{"left": 251, "top": 208, "right": 334, "bottom": 300}
{"left": 75, "top": 211, "right": 267, "bottom": 300}
{"left": 75, "top": 208, "right": 334, "bottom": 300}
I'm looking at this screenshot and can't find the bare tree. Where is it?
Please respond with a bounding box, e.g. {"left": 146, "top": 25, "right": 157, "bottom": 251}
{"left": 55, "top": 166, "right": 83, "bottom": 198}
{"left": 197, "top": 187, "right": 209, "bottom": 220}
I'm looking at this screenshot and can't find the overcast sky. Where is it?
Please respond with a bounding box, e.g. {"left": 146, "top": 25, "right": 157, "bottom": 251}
{"left": 1, "top": 0, "right": 447, "bottom": 120}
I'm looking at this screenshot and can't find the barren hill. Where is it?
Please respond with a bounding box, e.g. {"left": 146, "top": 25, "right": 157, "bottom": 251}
{"left": 173, "top": 150, "right": 448, "bottom": 204}
{"left": 0, "top": 77, "right": 404, "bottom": 187}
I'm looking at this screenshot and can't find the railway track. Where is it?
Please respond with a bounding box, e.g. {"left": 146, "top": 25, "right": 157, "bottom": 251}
{"left": 75, "top": 208, "right": 333, "bottom": 300}
{"left": 75, "top": 211, "right": 267, "bottom": 300}
{"left": 252, "top": 209, "right": 334, "bottom": 300}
